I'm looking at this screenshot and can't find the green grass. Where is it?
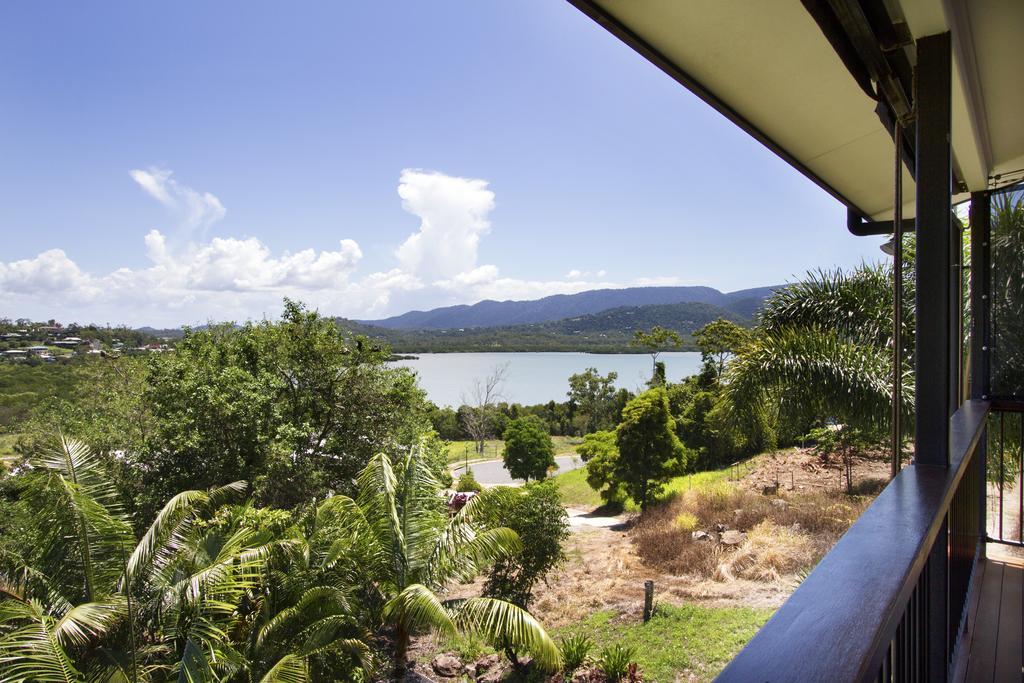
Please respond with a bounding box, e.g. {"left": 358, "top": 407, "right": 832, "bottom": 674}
{"left": 555, "top": 603, "right": 772, "bottom": 682}
{"left": 445, "top": 435, "right": 581, "bottom": 464}
{"left": 551, "top": 466, "right": 604, "bottom": 509}
{"left": 552, "top": 460, "right": 742, "bottom": 511}
{"left": 0, "top": 433, "right": 18, "bottom": 462}
{"left": 445, "top": 439, "right": 505, "bottom": 464}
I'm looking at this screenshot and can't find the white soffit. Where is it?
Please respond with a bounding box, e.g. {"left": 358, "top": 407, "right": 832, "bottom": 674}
{"left": 590, "top": 0, "right": 913, "bottom": 220}
{"left": 585, "top": 0, "right": 1023, "bottom": 218}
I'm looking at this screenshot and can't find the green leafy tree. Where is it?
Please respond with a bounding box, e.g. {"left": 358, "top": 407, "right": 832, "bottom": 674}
{"left": 577, "top": 430, "right": 624, "bottom": 505}
{"left": 502, "top": 416, "right": 556, "bottom": 482}
{"left": 133, "top": 299, "right": 432, "bottom": 516}
{"left": 481, "top": 482, "right": 569, "bottom": 667}
{"left": 631, "top": 326, "right": 683, "bottom": 384}
{"left": 567, "top": 368, "right": 619, "bottom": 435}
{"left": 614, "top": 388, "right": 688, "bottom": 511}
{"left": 482, "top": 481, "right": 569, "bottom": 609}
{"left": 693, "top": 318, "right": 749, "bottom": 381}
{"left": 991, "top": 189, "right": 1024, "bottom": 396}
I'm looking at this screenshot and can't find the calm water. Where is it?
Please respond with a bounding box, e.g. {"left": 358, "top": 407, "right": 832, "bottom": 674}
{"left": 392, "top": 352, "right": 703, "bottom": 407}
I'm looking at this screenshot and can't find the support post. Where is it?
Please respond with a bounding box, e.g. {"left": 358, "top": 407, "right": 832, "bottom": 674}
{"left": 969, "top": 192, "right": 991, "bottom": 400}
{"left": 969, "top": 191, "right": 991, "bottom": 552}
{"left": 915, "top": 32, "right": 953, "bottom": 679}
{"left": 915, "top": 31, "right": 954, "bottom": 464}
{"left": 643, "top": 580, "right": 654, "bottom": 622}
{"left": 892, "top": 122, "right": 904, "bottom": 478}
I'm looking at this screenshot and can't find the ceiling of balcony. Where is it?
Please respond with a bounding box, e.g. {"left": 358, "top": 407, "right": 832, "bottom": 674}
{"left": 569, "top": 0, "right": 1024, "bottom": 220}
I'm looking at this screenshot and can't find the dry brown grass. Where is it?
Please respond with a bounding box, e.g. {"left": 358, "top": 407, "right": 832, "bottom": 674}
{"left": 630, "top": 486, "right": 871, "bottom": 580}
{"left": 715, "top": 521, "right": 816, "bottom": 582}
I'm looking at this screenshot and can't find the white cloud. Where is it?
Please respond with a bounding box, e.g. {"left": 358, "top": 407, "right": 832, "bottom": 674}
{"left": 394, "top": 169, "right": 495, "bottom": 280}
{"left": 130, "top": 166, "right": 226, "bottom": 232}
{"left": 0, "top": 249, "right": 91, "bottom": 295}
{"left": 2, "top": 168, "right": 664, "bottom": 325}
{"left": 565, "top": 268, "right": 607, "bottom": 280}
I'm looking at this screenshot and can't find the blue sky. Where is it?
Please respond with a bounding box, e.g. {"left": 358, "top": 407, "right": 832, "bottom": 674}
{"left": 0, "top": 1, "right": 886, "bottom": 326}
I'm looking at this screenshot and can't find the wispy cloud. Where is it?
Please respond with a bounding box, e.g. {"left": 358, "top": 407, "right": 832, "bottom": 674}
{"left": 130, "top": 166, "right": 226, "bottom": 232}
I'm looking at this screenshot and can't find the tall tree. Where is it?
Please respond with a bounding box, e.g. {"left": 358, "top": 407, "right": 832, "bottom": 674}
{"left": 135, "top": 299, "right": 431, "bottom": 515}
{"left": 693, "top": 318, "right": 749, "bottom": 381}
{"left": 630, "top": 326, "right": 682, "bottom": 383}
{"left": 502, "top": 416, "right": 556, "bottom": 482}
{"left": 567, "top": 368, "right": 618, "bottom": 434}
{"left": 614, "top": 388, "right": 688, "bottom": 510}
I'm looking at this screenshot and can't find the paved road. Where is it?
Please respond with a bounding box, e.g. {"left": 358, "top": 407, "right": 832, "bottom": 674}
{"left": 451, "top": 453, "right": 585, "bottom": 486}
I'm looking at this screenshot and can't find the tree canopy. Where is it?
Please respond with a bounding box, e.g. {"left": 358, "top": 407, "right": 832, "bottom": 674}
{"left": 502, "top": 416, "right": 556, "bottom": 482}
{"left": 614, "top": 387, "right": 688, "bottom": 510}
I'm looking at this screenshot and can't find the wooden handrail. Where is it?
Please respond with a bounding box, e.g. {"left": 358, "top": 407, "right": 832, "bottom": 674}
{"left": 717, "top": 400, "right": 990, "bottom": 682}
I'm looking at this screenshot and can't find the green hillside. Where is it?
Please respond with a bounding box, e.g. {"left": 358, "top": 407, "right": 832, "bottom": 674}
{"left": 337, "top": 301, "right": 749, "bottom": 353}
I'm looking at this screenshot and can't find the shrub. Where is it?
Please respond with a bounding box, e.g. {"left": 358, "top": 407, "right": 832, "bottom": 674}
{"left": 456, "top": 469, "right": 483, "bottom": 492}
{"left": 559, "top": 634, "right": 593, "bottom": 675}
{"left": 674, "top": 511, "right": 698, "bottom": 532}
{"left": 598, "top": 644, "right": 637, "bottom": 682}
{"left": 579, "top": 430, "right": 625, "bottom": 505}
{"left": 483, "top": 481, "right": 570, "bottom": 608}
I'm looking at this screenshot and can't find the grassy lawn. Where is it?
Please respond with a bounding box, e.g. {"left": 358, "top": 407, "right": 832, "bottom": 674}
{"left": 552, "top": 460, "right": 741, "bottom": 511}
{"left": 0, "top": 433, "right": 19, "bottom": 463}
{"left": 445, "top": 439, "right": 504, "bottom": 464}
{"left": 445, "top": 435, "right": 581, "bottom": 464}
{"left": 555, "top": 603, "right": 772, "bottom": 682}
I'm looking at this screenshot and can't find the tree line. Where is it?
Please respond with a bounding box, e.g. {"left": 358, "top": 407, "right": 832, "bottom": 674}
{"left": 0, "top": 300, "right": 570, "bottom": 680}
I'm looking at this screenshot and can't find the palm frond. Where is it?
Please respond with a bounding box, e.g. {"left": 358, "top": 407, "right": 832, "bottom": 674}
{"left": 28, "top": 437, "right": 133, "bottom": 603}
{"left": 453, "top": 597, "right": 561, "bottom": 672}
{"left": 177, "top": 638, "right": 215, "bottom": 683}
{"left": 125, "top": 488, "right": 208, "bottom": 582}
{"left": 725, "top": 326, "right": 911, "bottom": 431}
{"left": 759, "top": 264, "right": 897, "bottom": 348}
{"left": 356, "top": 455, "right": 406, "bottom": 584}
{"left": 382, "top": 584, "right": 456, "bottom": 641}
{"left": 258, "top": 654, "right": 308, "bottom": 683}
{"left": 53, "top": 599, "right": 124, "bottom": 649}
{"left": 0, "top": 599, "right": 82, "bottom": 683}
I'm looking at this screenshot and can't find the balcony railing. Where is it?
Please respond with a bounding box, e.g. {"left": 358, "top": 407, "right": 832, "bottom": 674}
{"left": 987, "top": 406, "right": 1024, "bottom": 547}
{"left": 718, "top": 400, "right": 990, "bottom": 682}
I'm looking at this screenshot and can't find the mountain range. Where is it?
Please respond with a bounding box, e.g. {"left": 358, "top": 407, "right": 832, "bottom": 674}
{"left": 359, "top": 285, "right": 778, "bottom": 330}
{"left": 135, "top": 284, "right": 782, "bottom": 352}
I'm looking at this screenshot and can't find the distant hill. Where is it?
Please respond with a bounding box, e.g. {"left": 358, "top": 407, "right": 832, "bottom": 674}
{"left": 339, "top": 300, "right": 754, "bottom": 353}
{"left": 361, "top": 285, "right": 780, "bottom": 330}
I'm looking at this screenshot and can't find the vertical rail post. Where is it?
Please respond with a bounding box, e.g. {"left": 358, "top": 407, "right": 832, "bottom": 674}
{"left": 915, "top": 31, "right": 953, "bottom": 679}
{"left": 892, "top": 123, "right": 904, "bottom": 478}
{"left": 969, "top": 190, "right": 990, "bottom": 550}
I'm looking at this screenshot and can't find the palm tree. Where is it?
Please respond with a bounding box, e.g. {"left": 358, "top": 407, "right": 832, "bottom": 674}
{"left": 725, "top": 263, "right": 915, "bottom": 437}
{"left": 0, "top": 436, "right": 303, "bottom": 682}
{"left": 328, "top": 446, "right": 561, "bottom": 677}
{"left": 241, "top": 502, "right": 375, "bottom": 681}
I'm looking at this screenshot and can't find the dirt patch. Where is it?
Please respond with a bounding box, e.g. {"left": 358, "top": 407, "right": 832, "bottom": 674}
{"left": 736, "top": 446, "right": 890, "bottom": 495}
{"left": 429, "top": 447, "right": 886, "bottom": 650}
{"left": 437, "top": 518, "right": 795, "bottom": 636}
